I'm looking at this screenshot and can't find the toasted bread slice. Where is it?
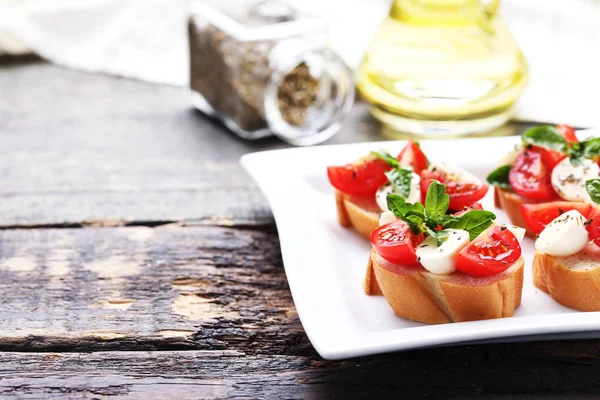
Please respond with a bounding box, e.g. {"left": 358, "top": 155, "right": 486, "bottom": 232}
{"left": 495, "top": 188, "right": 546, "bottom": 237}
{"left": 365, "top": 250, "right": 524, "bottom": 324}
{"left": 533, "top": 250, "right": 600, "bottom": 311}
{"left": 335, "top": 190, "right": 379, "bottom": 240}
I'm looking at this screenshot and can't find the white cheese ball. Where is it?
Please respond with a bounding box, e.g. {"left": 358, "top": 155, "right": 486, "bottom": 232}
{"left": 535, "top": 210, "right": 590, "bottom": 257}
{"left": 551, "top": 158, "right": 600, "bottom": 201}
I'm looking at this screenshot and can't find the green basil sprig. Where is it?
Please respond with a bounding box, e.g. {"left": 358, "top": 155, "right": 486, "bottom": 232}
{"left": 370, "top": 150, "right": 399, "bottom": 168}
{"left": 371, "top": 150, "right": 413, "bottom": 198}
{"left": 385, "top": 168, "right": 412, "bottom": 198}
{"left": 521, "top": 125, "right": 600, "bottom": 167}
{"left": 445, "top": 209, "right": 497, "bottom": 240}
{"left": 387, "top": 180, "right": 496, "bottom": 246}
{"left": 424, "top": 179, "right": 449, "bottom": 219}
{"left": 522, "top": 126, "right": 569, "bottom": 153}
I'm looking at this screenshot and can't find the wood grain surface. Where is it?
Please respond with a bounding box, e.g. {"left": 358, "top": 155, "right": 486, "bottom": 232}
{"left": 0, "top": 346, "right": 599, "bottom": 398}
{"left": 0, "top": 59, "right": 598, "bottom": 398}
{"left": 0, "top": 60, "right": 387, "bottom": 228}
{"left": 0, "top": 225, "right": 311, "bottom": 354}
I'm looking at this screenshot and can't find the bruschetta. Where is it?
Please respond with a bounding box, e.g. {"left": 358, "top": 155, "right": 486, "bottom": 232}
{"left": 364, "top": 180, "right": 525, "bottom": 323}
{"left": 487, "top": 124, "right": 600, "bottom": 236}
{"left": 329, "top": 141, "right": 489, "bottom": 239}
{"left": 532, "top": 179, "right": 600, "bottom": 311}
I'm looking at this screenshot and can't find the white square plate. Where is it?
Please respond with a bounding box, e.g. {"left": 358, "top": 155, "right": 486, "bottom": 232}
{"left": 241, "top": 136, "right": 600, "bottom": 360}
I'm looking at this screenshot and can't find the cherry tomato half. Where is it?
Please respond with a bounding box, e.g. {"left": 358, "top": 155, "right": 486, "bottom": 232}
{"left": 537, "top": 147, "right": 566, "bottom": 170}
{"left": 370, "top": 220, "right": 424, "bottom": 265}
{"left": 327, "top": 156, "right": 390, "bottom": 197}
{"left": 557, "top": 124, "right": 578, "bottom": 143}
{"left": 586, "top": 207, "right": 600, "bottom": 247}
{"left": 397, "top": 141, "right": 428, "bottom": 173}
{"left": 420, "top": 170, "right": 488, "bottom": 211}
{"left": 533, "top": 124, "right": 577, "bottom": 169}
{"left": 455, "top": 225, "right": 521, "bottom": 277}
{"left": 508, "top": 148, "right": 557, "bottom": 201}
{"left": 521, "top": 202, "right": 592, "bottom": 235}
{"left": 452, "top": 202, "right": 484, "bottom": 217}
{"left": 327, "top": 141, "right": 429, "bottom": 198}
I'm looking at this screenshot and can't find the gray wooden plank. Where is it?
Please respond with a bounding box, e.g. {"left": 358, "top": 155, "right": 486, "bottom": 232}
{"left": 0, "top": 62, "right": 269, "bottom": 226}
{"left": 0, "top": 62, "right": 525, "bottom": 227}
{"left": 0, "top": 224, "right": 311, "bottom": 354}
{"left": 0, "top": 349, "right": 598, "bottom": 398}
{"left": 0, "top": 62, "right": 377, "bottom": 227}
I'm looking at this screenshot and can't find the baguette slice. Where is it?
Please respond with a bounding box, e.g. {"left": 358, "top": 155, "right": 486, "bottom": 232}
{"left": 533, "top": 250, "right": 600, "bottom": 311}
{"left": 365, "top": 250, "right": 524, "bottom": 324}
{"left": 335, "top": 190, "right": 379, "bottom": 240}
{"left": 495, "top": 187, "right": 546, "bottom": 237}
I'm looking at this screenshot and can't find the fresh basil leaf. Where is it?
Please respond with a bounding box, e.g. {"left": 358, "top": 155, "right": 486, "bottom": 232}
{"left": 405, "top": 215, "right": 424, "bottom": 234}
{"left": 424, "top": 216, "right": 441, "bottom": 231}
{"left": 426, "top": 227, "right": 448, "bottom": 247}
{"left": 581, "top": 137, "right": 600, "bottom": 159}
{"left": 486, "top": 165, "right": 511, "bottom": 189}
{"left": 370, "top": 150, "right": 399, "bottom": 168}
{"left": 570, "top": 152, "right": 584, "bottom": 167}
{"left": 522, "top": 125, "right": 568, "bottom": 153}
{"left": 399, "top": 213, "right": 422, "bottom": 235}
{"left": 393, "top": 215, "right": 419, "bottom": 235}
{"left": 570, "top": 142, "right": 582, "bottom": 153}
{"left": 412, "top": 201, "right": 425, "bottom": 213}
{"left": 386, "top": 194, "right": 425, "bottom": 234}
{"left": 445, "top": 210, "right": 496, "bottom": 240}
{"left": 405, "top": 209, "right": 425, "bottom": 220}
{"left": 385, "top": 167, "right": 412, "bottom": 198}
{"left": 386, "top": 194, "right": 411, "bottom": 218}
{"left": 424, "top": 180, "right": 449, "bottom": 219}
{"left": 586, "top": 179, "right": 600, "bottom": 204}
{"left": 438, "top": 214, "right": 459, "bottom": 225}
{"left": 567, "top": 142, "right": 583, "bottom": 165}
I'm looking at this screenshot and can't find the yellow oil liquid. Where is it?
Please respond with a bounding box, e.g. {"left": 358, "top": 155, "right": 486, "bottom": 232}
{"left": 356, "top": 0, "right": 528, "bottom": 137}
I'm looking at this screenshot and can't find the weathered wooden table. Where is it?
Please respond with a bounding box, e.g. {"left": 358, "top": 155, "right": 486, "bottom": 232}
{"left": 1, "top": 57, "right": 599, "bottom": 398}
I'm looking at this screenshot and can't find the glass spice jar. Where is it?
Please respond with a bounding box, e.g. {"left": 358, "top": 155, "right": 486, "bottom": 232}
{"left": 188, "top": 0, "right": 355, "bottom": 146}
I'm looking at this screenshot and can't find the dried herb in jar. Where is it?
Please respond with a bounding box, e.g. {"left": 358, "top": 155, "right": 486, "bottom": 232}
{"left": 188, "top": 21, "right": 320, "bottom": 133}
{"left": 277, "top": 63, "right": 319, "bottom": 127}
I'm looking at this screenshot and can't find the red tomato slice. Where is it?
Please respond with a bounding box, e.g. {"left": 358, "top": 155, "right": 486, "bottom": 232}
{"left": 469, "top": 202, "right": 484, "bottom": 210}
{"left": 586, "top": 207, "right": 600, "bottom": 247}
{"left": 521, "top": 202, "right": 592, "bottom": 235}
{"left": 455, "top": 225, "right": 521, "bottom": 277}
{"left": 397, "top": 141, "right": 428, "bottom": 173}
{"left": 420, "top": 170, "right": 488, "bottom": 211}
{"left": 327, "top": 156, "right": 390, "bottom": 197}
{"left": 508, "top": 148, "right": 557, "bottom": 201}
{"left": 532, "top": 124, "right": 577, "bottom": 169}
{"left": 537, "top": 147, "right": 566, "bottom": 170}
{"left": 558, "top": 124, "right": 578, "bottom": 143}
{"left": 452, "top": 202, "right": 484, "bottom": 217}
{"left": 370, "top": 220, "right": 424, "bottom": 265}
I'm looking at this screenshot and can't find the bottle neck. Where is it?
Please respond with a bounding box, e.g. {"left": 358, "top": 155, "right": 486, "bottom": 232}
{"left": 390, "top": 0, "right": 499, "bottom": 26}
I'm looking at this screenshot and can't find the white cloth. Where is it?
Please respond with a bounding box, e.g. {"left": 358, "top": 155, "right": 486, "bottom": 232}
{"left": 0, "top": 0, "right": 189, "bottom": 85}
{"left": 1, "top": 0, "right": 599, "bottom": 127}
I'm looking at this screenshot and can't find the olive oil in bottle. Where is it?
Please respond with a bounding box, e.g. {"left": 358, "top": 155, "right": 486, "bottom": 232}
{"left": 356, "top": 0, "right": 528, "bottom": 137}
